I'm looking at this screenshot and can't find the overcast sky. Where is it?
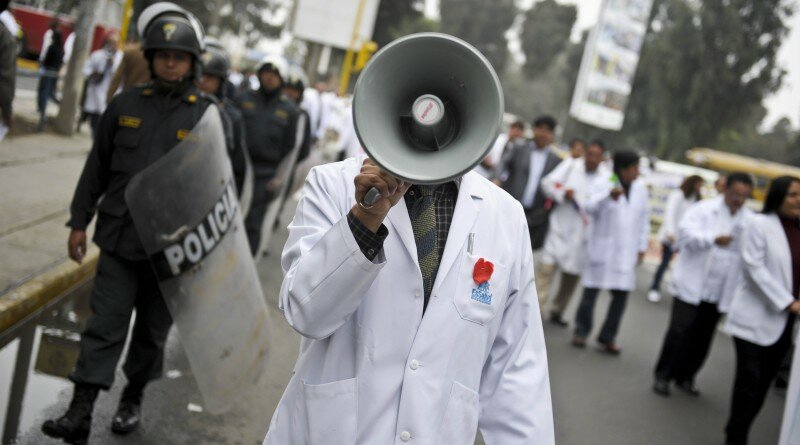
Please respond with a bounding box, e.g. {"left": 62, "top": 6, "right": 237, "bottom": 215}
{"left": 426, "top": 0, "right": 800, "bottom": 130}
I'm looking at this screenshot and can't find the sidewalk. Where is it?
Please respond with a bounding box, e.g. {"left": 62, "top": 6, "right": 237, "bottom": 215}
{"left": 0, "top": 92, "right": 93, "bottom": 294}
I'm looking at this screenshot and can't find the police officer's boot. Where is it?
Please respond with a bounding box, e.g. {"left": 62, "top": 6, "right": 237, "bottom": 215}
{"left": 111, "top": 383, "right": 144, "bottom": 434}
{"left": 41, "top": 383, "right": 99, "bottom": 445}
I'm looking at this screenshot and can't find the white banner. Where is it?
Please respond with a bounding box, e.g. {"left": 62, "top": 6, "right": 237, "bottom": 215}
{"left": 292, "top": 0, "right": 380, "bottom": 49}
{"left": 569, "top": 0, "right": 654, "bottom": 130}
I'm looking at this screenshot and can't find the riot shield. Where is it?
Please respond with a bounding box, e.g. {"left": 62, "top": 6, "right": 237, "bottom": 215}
{"left": 239, "top": 145, "right": 254, "bottom": 219}
{"left": 255, "top": 113, "right": 307, "bottom": 260}
{"left": 125, "top": 107, "right": 270, "bottom": 413}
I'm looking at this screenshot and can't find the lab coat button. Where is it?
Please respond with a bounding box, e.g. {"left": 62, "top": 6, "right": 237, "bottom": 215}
{"left": 400, "top": 431, "right": 411, "bottom": 441}
{"left": 409, "top": 359, "right": 420, "bottom": 370}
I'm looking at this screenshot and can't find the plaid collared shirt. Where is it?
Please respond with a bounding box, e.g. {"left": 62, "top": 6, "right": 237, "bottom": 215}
{"left": 403, "top": 182, "right": 459, "bottom": 262}
{"left": 347, "top": 181, "right": 460, "bottom": 264}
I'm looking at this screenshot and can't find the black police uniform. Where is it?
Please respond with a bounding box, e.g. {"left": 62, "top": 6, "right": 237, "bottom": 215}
{"left": 218, "top": 86, "right": 248, "bottom": 198}
{"left": 276, "top": 99, "right": 311, "bottom": 211}
{"left": 67, "top": 82, "right": 216, "bottom": 390}
{"left": 237, "top": 89, "right": 299, "bottom": 254}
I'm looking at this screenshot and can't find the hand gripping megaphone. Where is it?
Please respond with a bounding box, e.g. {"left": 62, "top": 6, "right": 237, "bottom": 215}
{"left": 352, "top": 33, "right": 504, "bottom": 206}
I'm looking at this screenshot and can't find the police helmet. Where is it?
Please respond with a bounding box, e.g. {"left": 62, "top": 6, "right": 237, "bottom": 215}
{"left": 138, "top": 2, "right": 204, "bottom": 48}
{"left": 143, "top": 15, "right": 203, "bottom": 59}
{"left": 200, "top": 47, "right": 230, "bottom": 79}
{"left": 204, "top": 36, "right": 226, "bottom": 52}
{"left": 257, "top": 54, "right": 288, "bottom": 80}
{"left": 285, "top": 66, "right": 308, "bottom": 94}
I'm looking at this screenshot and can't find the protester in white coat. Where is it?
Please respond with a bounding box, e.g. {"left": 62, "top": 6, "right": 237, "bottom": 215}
{"left": 263, "top": 156, "right": 554, "bottom": 444}
{"left": 652, "top": 173, "right": 754, "bottom": 397}
{"left": 724, "top": 176, "right": 800, "bottom": 445}
{"left": 474, "top": 120, "right": 524, "bottom": 179}
{"left": 572, "top": 151, "right": 649, "bottom": 354}
{"left": 647, "top": 175, "right": 704, "bottom": 303}
{"left": 537, "top": 140, "right": 607, "bottom": 326}
{"left": 82, "top": 34, "right": 122, "bottom": 138}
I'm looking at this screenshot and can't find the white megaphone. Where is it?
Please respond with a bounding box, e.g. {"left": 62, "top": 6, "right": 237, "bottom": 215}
{"left": 352, "top": 33, "right": 504, "bottom": 206}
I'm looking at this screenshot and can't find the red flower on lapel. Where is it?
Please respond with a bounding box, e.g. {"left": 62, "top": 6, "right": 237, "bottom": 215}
{"left": 473, "top": 258, "right": 494, "bottom": 284}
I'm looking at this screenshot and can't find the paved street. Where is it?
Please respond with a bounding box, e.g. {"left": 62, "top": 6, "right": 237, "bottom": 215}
{"left": 0, "top": 79, "right": 785, "bottom": 442}
{"left": 3, "top": 203, "right": 784, "bottom": 444}
{"left": 0, "top": 71, "right": 94, "bottom": 294}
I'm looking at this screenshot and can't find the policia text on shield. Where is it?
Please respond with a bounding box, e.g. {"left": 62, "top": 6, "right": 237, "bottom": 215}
{"left": 41, "top": 4, "right": 270, "bottom": 444}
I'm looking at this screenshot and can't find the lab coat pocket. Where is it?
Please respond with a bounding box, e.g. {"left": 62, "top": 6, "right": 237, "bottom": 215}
{"left": 587, "top": 238, "right": 611, "bottom": 265}
{"left": 438, "top": 381, "right": 479, "bottom": 444}
{"left": 453, "top": 254, "right": 508, "bottom": 325}
{"left": 302, "top": 377, "right": 357, "bottom": 444}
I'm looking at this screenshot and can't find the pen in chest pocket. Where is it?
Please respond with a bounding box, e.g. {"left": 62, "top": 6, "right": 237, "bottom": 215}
{"left": 468, "top": 233, "right": 475, "bottom": 255}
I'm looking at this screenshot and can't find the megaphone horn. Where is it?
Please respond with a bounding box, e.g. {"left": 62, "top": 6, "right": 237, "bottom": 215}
{"left": 352, "top": 33, "right": 504, "bottom": 207}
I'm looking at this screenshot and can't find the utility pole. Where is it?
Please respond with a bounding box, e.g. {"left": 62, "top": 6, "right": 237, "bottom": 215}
{"left": 54, "top": 0, "right": 100, "bottom": 135}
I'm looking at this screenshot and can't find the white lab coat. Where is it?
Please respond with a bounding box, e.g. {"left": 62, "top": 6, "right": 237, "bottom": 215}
{"left": 668, "top": 197, "right": 751, "bottom": 312}
{"left": 300, "top": 87, "right": 321, "bottom": 137}
{"left": 656, "top": 189, "right": 697, "bottom": 247}
{"left": 82, "top": 48, "right": 122, "bottom": 114}
{"left": 540, "top": 158, "right": 607, "bottom": 275}
{"left": 263, "top": 157, "right": 554, "bottom": 445}
{"left": 474, "top": 133, "right": 509, "bottom": 179}
{"left": 726, "top": 213, "right": 796, "bottom": 346}
{"left": 582, "top": 178, "right": 650, "bottom": 291}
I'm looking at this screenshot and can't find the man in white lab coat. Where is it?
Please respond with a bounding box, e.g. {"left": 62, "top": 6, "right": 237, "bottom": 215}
{"left": 81, "top": 34, "right": 122, "bottom": 138}
{"left": 537, "top": 140, "right": 607, "bottom": 325}
{"left": 572, "top": 151, "right": 650, "bottom": 354}
{"left": 263, "top": 156, "right": 554, "bottom": 444}
{"left": 474, "top": 120, "right": 524, "bottom": 179}
{"left": 652, "top": 172, "right": 754, "bottom": 396}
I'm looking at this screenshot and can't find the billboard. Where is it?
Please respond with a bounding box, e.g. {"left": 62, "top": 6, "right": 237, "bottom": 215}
{"left": 569, "top": 0, "right": 654, "bottom": 131}
{"left": 292, "top": 0, "right": 380, "bottom": 49}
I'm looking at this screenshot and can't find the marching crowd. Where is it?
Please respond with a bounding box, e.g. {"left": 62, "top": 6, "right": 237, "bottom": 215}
{"left": 4, "top": 1, "right": 797, "bottom": 444}
{"left": 484, "top": 116, "right": 800, "bottom": 445}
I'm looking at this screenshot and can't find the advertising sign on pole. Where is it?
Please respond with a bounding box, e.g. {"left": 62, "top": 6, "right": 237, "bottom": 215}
{"left": 292, "top": 0, "right": 380, "bottom": 50}
{"left": 569, "top": 0, "right": 654, "bottom": 131}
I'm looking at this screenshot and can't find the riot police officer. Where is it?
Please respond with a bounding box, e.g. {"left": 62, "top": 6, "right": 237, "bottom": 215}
{"left": 236, "top": 55, "right": 299, "bottom": 255}
{"left": 197, "top": 43, "right": 250, "bottom": 208}
{"left": 42, "top": 5, "right": 219, "bottom": 443}
{"left": 273, "top": 66, "right": 312, "bottom": 214}
{"left": 282, "top": 66, "right": 312, "bottom": 166}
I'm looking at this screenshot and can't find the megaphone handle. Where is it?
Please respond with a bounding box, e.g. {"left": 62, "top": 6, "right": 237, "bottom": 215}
{"left": 360, "top": 187, "right": 382, "bottom": 208}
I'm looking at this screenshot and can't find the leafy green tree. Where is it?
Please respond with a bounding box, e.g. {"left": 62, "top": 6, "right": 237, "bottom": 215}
{"left": 132, "top": 0, "right": 286, "bottom": 43}
{"left": 388, "top": 16, "right": 439, "bottom": 40}
{"left": 373, "top": 0, "right": 425, "bottom": 47}
{"left": 439, "top": 0, "right": 516, "bottom": 73}
{"left": 622, "top": 0, "right": 793, "bottom": 159}
{"left": 519, "top": 0, "right": 577, "bottom": 78}
{"left": 502, "top": 30, "right": 586, "bottom": 126}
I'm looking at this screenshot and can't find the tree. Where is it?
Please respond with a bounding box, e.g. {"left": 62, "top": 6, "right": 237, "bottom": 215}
{"left": 621, "top": 0, "right": 793, "bottom": 159}
{"left": 388, "top": 16, "right": 439, "bottom": 41}
{"left": 519, "top": 0, "right": 577, "bottom": 78}
{"left": 54, "top": 0, "right": 99, "bottom": 135}
{"left": 439, "top": 0, "right": 516, "bottom": 73}
{"left": 132, "top": 0, "right": 287, "bottom": 43}
{"left": 373, "top": 0, "right": 425, "bottom": 47}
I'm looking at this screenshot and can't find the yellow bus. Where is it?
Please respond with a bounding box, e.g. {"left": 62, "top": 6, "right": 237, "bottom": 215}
{"left": 686, "top": 147, "right": 800, "bottom": 201}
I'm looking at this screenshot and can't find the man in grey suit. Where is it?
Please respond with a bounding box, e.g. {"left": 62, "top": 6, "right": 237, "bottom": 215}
{"left": 496, "top": 115, "right": 562, "bottom": 250}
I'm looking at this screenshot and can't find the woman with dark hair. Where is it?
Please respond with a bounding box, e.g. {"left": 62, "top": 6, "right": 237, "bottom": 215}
{"left": 572, "top": 150, "right": 650, "bottom": 354}
{"left": 648, "top": 175, "right": 705, "bottom": 303}
{"left": 724, "top": 176, "right": 800, "bottom": 445}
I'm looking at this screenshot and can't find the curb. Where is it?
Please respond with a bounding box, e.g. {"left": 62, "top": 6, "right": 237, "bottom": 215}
{"left": 0, "top": 248, "right": 98, "bottom": 333}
